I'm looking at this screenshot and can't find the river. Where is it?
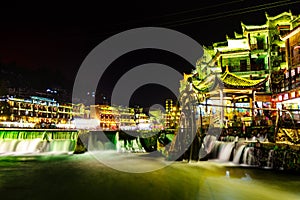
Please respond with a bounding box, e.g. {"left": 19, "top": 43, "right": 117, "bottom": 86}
{"left": 0, "top": 152, "right": 299, "bottom": 200}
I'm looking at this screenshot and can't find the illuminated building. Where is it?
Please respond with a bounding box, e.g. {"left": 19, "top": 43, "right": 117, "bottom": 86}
{"left": 0, "top": 96, "right": 75, "bottom": 128}
{"left": 177, "top": 12, "right": 300, "bottom": 130}
{"left": 165, "top": 99, "right": 173, "bottom": 128}
{"left": 89, "top": 105, "right": 151, "bottom": 131}
{"left": 91, "top": 105, "right": 120, "bottom": 131}
{"left": 164, "top": 99, "right": 181, "bottom": 129}
{"left": 181, "top": 66, "right": 268, "bottom": 127}
{"left": 118, "top": 106, "right": 136, "bottom": 131}
{"left": 136, "top": 112, "right": 151, "bottom": 130}
{"left": 278, "top": 17, "right": 300, "bottom": 124}
{"left": 209, "top": 12, "right": 296, "bottom": 85}
{"left": 0, "top": 94, "right": 153, "bottom": 130}
{"left": 183, "top": 12, "right": 298, "bottom": 105}
{"left": 165, "top": 99, "right": 173, "bottom": 113}
{"left": 179, "top": 12, "right": 297, "bottom": 125}
{"left": 148, "top": 108, "right": 164, "bottom": 130}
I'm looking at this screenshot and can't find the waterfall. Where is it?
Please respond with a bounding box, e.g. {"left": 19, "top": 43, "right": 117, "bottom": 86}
{"left": 207, "top": 139, "right": 277, "bottom": 168}
{"left": 218, "top": 142, "right": 235, "bottom": 161}
{"left": 0, "top": 140, "right": 19, "bottom": 153}
{"left": 0, "top": 139, "right": 45, "bottom": 154}
{"left": 200, "top": 135, "right": 218, "bottom": 159}
{"left": 210, "top": 141, "right": 221, "bottom": 159}
{"left": 48, "top": 140, "right": 76, "bottom": 153}
{"left": 266, "top": 150, "right": 274, "bottom": 168}
{"left": 232, "top": 144, "right": 246, "bottom": 164}
{"left": 0, "top": 130, "right": 78, "bottom": 155}
{"left": 131, "top": 137, "right": 145, "bottom": 152}
{"left": 88, "top": 131, "right": 135, "bottom": 152}
{"left": 242, "top": 147, "right": 255, "bottom": 165}
{"left": 208, "top": 141, "right": 235, "bottom": 161}
{"left": 117, "top": 140, "right": 125, "bottom": 152}
{"left": 15, "top": 139, "right": 42, "bottom": 153}
{"left": 116, "top": 132, "right": 121, "bottom": 152}
{"left": 208, "top": 141, "right": 258, "bottom": 165}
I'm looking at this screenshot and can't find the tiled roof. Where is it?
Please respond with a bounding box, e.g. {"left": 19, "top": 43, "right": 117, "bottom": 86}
{"left": 221, "top": 70, "right": 268, "bottom": 88}
{"left": 191, "top": 68, "right": 268, "bottom": 91}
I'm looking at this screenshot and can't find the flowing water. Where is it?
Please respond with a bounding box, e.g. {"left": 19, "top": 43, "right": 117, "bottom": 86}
{"left": 0, "top": 153, "right": 299, "bottom": 200}
{"left": 233, "top": 144, "right": 246, "bottom": 164}
{"left": 209, "top": 141, "right": 259, "bottom": 166}
{"left": 0, "top": 131, "right": 299, "bottom": 199}
{"left": 0, "top": 130, "right": 78, "bottom": 155}
{"left": 242, "top": 147, "right": 256, "bottom": 165}
{"left": 218, "top": 142, "right": 235, "bottom": 161}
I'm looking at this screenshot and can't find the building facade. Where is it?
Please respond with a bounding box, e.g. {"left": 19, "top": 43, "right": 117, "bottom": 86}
{"left": 177, "top": 11, "right": 300, "bottom": 133}
{"left": 0, "top": 96, "right": 75, "bottom": 128}
{"left": 164, "top": 99, "right": 181, "bottom": 129}
{"left": 279, "top": 17, "right": 300, "bottom": 124}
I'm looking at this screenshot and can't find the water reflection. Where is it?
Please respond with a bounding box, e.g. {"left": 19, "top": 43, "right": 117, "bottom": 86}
{"left": 0, "top": 153, "right": 299, "bottom": 200}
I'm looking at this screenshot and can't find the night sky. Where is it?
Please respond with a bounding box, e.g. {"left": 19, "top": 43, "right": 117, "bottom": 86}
{"left": 1, "top": 1, "right": 300, "bottom": 107}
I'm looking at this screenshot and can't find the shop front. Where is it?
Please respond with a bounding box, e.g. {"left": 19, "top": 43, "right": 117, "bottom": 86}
{"left": 276, "top": 90, "right": 300, "bottom": 126}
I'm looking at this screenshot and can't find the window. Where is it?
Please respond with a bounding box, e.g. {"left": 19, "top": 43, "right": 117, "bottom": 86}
{"left": 256, "top": 37, "right": 264, "bottom": 50}
{"left": 240, "top": 60, "right": 247, "bottom": 71}
{"left": 291, "top": 69, "right": 295, "bottom": 77}
{"left": 251, "top": 58, "right": 256, "bottom": 71}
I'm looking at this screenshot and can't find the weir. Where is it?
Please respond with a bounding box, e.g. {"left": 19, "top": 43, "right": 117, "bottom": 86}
{"left": 204, "top": 138, "right": 300, "bottom": 171}
{"left": 208, "top": 140, "right": 257, "bottom": 165}
{"left": 0, "top": 129, "right": 78, "bottom": 155}
{"left": 85, "top": 130, "right": 145, "bottom": 153}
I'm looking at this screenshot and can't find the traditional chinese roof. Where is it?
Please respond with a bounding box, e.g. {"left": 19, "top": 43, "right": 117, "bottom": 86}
{"left": 241, "top": 22, "right": 268, "bottom": 31}
{"left": 191, "top": 75, "right": 219, "bottom": 93}
{"left": 220, "top": 69, "right": 268, "bottom": 88}
{"left": 191, "top": 66, "right": 268, "bottom": 92}
{"left": 234, "top": 32, "right": 244, "bottom": 39}
{"left": 265, "top": 11, "right": 293, "bottom": 21}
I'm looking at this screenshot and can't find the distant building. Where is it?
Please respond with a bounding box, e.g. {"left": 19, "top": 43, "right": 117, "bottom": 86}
{"left": 164, "top": 99, "right": 181, "bottom": 129}
{"left": 149, "top": 108, "right": 164, "bottom": 130}
{"left": 88, "top": 104, "right": 152, "bottom": 131}
{"left": 0, "top": 96, "right": 75, "bottom": 128}
{"left": 90, "top": 105, "right": 120, "bottom": 130}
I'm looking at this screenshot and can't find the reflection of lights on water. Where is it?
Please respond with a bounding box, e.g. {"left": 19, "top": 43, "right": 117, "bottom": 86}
{"left": 226, "top": 170, "right": 230, "bottom": 178}
{"left": 224, "top": 171, "right": 253, "bottom": 182}
{"left": 241, "top": 173, "right": 252, "bottom": 181}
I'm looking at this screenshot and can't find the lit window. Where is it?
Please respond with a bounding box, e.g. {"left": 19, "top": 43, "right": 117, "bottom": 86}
{"left": 291, "top": 69, "right": 295, "bottom": 77}
{"left": 291, "top": 92, "right": 296, "bottom": 98}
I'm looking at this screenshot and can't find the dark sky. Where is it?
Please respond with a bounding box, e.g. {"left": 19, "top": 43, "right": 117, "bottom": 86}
{"left": 0, "top": 0, "right": 300, "bottom": 107}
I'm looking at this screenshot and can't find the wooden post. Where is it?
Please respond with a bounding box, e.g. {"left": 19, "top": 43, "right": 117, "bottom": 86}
{"left": 220, "top": 89, "right": 224, "bottom": 127}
